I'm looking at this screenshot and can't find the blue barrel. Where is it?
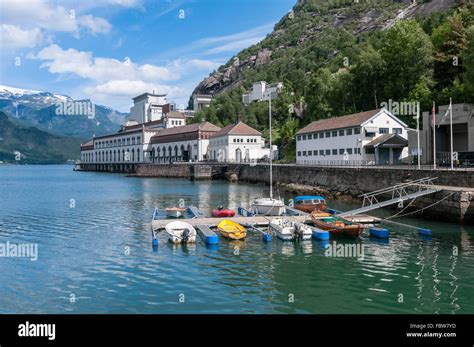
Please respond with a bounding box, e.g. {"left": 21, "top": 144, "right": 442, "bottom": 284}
{"left": 204, "top": 234, "right": 219, "bottom": 245}
{"left": 312, "top": 228, "right": 330, "bottom": 240}
{"left": 418, "top": 228, "right": 432, "bottom": 236}
{"left": 369, "top": 227, "right": 390, "bottom": 239}
{"left": 152, "top": 238, "right": 158, "bottom": 246}
{"left": 262, "top": 232, "right": 272, "bottom": 242}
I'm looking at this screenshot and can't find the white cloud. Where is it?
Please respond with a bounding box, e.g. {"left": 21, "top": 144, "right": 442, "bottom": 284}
{"left": 30, "top": 44, "right": 176, "bottom": 82}
{"left": 28, "top": 43, "right": 219, "bottom": 110}
{"left": 77, "top": 15, "right": 112, "bottom": 35}
{"left": 204, "top": 37, "right": 266, "bottom": 55}
{"left": 84, "top": 80, "right": 186, "bottom": 97}
{"left": 0, "top": 25, "right": 43, "bottom": 49}
{"left": 195, "top": 23, "right": 272, "bottom": 55}
{"left": 0, "top": 0, "right": 112, "bottom": 49}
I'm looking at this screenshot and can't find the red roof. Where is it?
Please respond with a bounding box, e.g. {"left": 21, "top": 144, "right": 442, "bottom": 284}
{"left": 150, "top": 122, "right": 220, "bottom": 144}
{"left": 210, "top": 121, "right": 261, "bottom": 138}
{"left": 297, "top": 109, "right": 382, "bottom": 135}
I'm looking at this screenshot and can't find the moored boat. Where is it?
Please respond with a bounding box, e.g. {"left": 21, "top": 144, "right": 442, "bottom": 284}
{"left": 217, "top": 220, "right": 247, "bottom": 240}
{"left": 293, "top": 196, "right": 327, "bottom": 213}
{"left": 269, "top": 218, "right": 312, "bottom": 241}
{"left": 211, "top": 206, "right": 235, "bottom": 218}
{"left": 310, "top": 211, "right": 364, "bottom": 238}
{"left": 165, "top": 221, "right": 197, "bottom": 244}
{"left": 165, "top": 207, "right": 186, "bottom": 218}
{"left": 250, "top": 197, "right": 286, "bottom": 216}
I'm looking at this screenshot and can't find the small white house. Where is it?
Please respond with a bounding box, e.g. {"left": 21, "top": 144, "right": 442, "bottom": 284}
{"left": 242, "top": 81, "right": 283, "bottom": 105}
{"left": 208, "top": 121, "right": 271, "bottom": 162}
{"left": 296, "top": 108, "right": 409, "bottom": 165}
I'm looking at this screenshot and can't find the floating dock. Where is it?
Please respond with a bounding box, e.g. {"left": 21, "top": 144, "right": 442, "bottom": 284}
{"left": 152, "top": 215, "right": 310, "bottom": 231}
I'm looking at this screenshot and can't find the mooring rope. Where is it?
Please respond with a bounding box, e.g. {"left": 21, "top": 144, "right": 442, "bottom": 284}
{"left": 383, "top": 192, "right": 456, "bottom": 220}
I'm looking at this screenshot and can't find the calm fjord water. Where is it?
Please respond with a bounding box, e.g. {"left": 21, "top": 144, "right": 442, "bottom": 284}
{"left": 0, "top": 165, "right": 473, "bottom": 314}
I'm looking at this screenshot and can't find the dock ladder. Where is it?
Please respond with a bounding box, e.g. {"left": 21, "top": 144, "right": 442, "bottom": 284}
{"left": 337, "top": 177, "right": 441, "bottom": 217}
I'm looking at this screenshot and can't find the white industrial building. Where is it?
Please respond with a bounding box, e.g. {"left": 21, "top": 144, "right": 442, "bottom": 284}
{"left": 80, "top": 92, "right": 221, "bottom": 170}
{"left": 127, "top": 92, "right": 168, "bottom": 124}
{"left": 296, "top": 108, "right": 409, "bottom": 165}
{"left": 208, "top": 121, "right": 272, "bottom": 162}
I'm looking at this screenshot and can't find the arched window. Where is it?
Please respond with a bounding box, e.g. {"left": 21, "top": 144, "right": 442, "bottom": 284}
{"left": 137, "top": 148, "right": 140, "bottom": 162}
{"left": 131, "top": 149, "right": 135, "bottom": 162}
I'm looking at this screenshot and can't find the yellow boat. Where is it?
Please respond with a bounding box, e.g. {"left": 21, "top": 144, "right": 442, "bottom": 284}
{"left": 217, "top": 220, "right": 247, "bottom": 240}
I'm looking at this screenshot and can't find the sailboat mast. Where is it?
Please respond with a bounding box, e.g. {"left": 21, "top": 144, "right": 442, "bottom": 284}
{"left": 269, "top": 97, "right": 273, "bottom": 199}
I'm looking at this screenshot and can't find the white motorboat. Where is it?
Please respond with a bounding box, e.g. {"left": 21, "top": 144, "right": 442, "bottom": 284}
{"left": 165, "top": 207, "right": 186, "bottom": 218}
{"left": 165, "top": 221, "right": 197, "bottom": 244}
{"left": 250, "top": 197, "right": 285, "bottom": 216}
{"left": 269, "top": 218, "right": 312, "bottom": 241}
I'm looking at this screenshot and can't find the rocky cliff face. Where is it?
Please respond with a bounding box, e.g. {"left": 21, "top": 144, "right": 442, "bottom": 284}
{"left": 190, "top": 0, "right": 460, "bottom": 99}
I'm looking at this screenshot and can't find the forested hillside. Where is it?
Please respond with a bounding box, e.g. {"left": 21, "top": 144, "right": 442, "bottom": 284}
{"left": 190, "top": 0, "right": 474, "bottom": 161}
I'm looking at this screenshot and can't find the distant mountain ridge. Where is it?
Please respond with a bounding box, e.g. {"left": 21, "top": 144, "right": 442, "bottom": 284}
{"left": 0, "top": 111, "right": 83, "bottom": 164}
{"left": 0, "top": 85, "right": 128, "bottom": 139}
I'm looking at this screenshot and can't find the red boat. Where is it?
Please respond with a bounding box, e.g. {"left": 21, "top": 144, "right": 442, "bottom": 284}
{"left": 211, "top": 206, "right": 235, "bottom": 218}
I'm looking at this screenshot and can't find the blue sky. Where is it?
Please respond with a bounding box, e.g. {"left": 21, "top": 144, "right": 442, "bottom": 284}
{"left": 0, "top": 0, "right": 296, "bottom": 112}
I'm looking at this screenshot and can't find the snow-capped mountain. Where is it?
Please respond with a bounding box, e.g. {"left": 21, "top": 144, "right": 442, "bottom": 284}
{"left": 0, "top": 85, "right": 128, "bottom": 139}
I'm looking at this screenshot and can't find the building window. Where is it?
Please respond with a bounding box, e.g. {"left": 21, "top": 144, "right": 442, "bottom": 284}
{"left": 365, "top": 147, "right": 375, "bottom": 154}
{"left": 303, "top": 151, "right": 307, "bottom": 156}
{"left": 393, "top": 128, "right": 402, "bottom": 135}
{"left": 319, "top": 150, "right": 324, "bottom": 156}
{"left": 354, "top": 128, "right": 361, "bottom": 134}
{"left": 332, "top": 149, "right": 337, "bottom": 155}
{"left": 346, "top": 128, "right": 353, "bottom": 135}
{"left": 325, "top": 131, "right": 331, "bottom": 138}
{"left": 297, "top": 151, "right": 301, "bottom": 156}
{"left": 379, "top": 128, "right": 389, "bottom": 134}
{"left": 332, "top": 131, "right": 338, "bottom": 137}
{"left": 347, "top": 148, "right": 353, "bottom": 155}
{"left": 313, "top": 150, "right": 318, "bottom": 156}
{"left": 319, "top": 133, "right": 324, "bottom": 139}
{"left": 297, "top": 135, "right": 301, "bottom": 141}
{"left": 339, "top": 130, "right": 345, "bottom": 136}
{"left": 302, "top": 135, "right": 307, "bottom": 140}
{"left": 325, "top": 149, "right": 331, "bottom": 155}
{"left": 308, "top": 134, "right": 312, "bottom": 140}
{"left": 339, "top": 148, "right": 344, "bottom": 155}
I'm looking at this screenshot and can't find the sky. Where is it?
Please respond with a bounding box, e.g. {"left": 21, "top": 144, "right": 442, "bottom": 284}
{"left": 0, "top": 0, "right": 296, "bottom": 112}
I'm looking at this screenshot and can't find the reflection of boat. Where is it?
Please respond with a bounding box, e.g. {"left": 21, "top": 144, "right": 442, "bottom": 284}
{"left": 165, "top": 207, "right": 186, "bottom": 218}
{"left": 217, "top": 220, "right": 247, "bottom": 240}
{"left": 211, "top": 206, "right": 235, "bottom": 217}
{"left": 250, "top": 198, "right": 285, "bottom": 216}
{"left": 269, "top": 218, "right": 312, "bottom": 241}
{"left": 310, "top": 211, "right": 364, "bottom": 238}
{"left": 294, "top": 196, "right": 326, "bottom": 213}
{"left": 165, "top": 221, "right": 197, "bottom": 244}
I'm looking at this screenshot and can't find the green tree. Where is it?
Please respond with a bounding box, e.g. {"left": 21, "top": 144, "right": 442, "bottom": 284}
{"left": 463, "top": 26, "right": 474, "bottom": 99}
{"left": 380, "top": 20, "right": 434, "bottom": 101}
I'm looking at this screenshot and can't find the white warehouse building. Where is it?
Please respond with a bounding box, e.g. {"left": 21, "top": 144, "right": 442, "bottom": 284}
{"left": 296, "top": 108, "right": 409, "bottom": 165}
